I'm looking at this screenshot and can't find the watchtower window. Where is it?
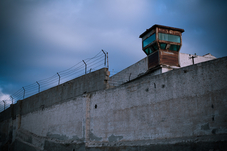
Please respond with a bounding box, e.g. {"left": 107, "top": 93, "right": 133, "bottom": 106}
{"left": 144, "top": 43, "right": 158, "bottom": 55}
{"left": 143, "top": 33, "right": 156, "bottom": 48}
{"left": 152, "top": 42, "right": 158, "bottom": 50}
{"left": 160, "top": 43, "right": 167, "bottom": 49}
{"left": 158, "top": 33, "right": 180, "bottom": 43}
{"left": 145, "top": 48, "right": 153, "bottom": 55}
{"left": 169, "top": 44, "right": 180, "bottom": 51}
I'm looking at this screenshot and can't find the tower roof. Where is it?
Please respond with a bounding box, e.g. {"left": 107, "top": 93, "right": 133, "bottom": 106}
{"left": 139, "top": 24, "right": 184, "bottom": 38}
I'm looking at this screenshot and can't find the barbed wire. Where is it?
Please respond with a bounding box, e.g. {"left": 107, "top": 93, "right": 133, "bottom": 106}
{"left": 0, "top": 50, "right": 108, "bottom": 113}
{"left": 108, "top": 71, "right": 145, "bottom": 87}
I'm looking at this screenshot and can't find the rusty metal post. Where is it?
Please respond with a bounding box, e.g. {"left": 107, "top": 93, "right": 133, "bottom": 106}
{"left": 82, "top": 60, "right": 87, "bottom": 74}
{"left": 36, "top": 81, "right": 40, "bottom": 93}
{"left": 192, "top": 57, "right": 195, "bottom": 65}
{"left": 189, "top": 53, "right": 197, "bottom": 65}
{"left": 22, "top": 87, "right": 25, "bottom": 99}
{"left": 57, "top": 73, "right": 60, "bottom": 85}
{"left": 10, "top": 96, "right": 13, "bottom": 104}
{"left": 102, "top": 49, "right": 106, "bottom": 66}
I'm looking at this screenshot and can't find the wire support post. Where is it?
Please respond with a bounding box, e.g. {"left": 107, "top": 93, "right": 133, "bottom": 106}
{"left": 107, "top": 52, "right": 109, "bottom": 69}
{"left": 36, "top": 81, "right": 40, "bottom": 93}
{"left": 57, "top": 73, "right": 61, "bottom": 85}
{"left": 22, "top": 87, "right": 25, "bottom": 99}
{"left": 101, "top": 49, "right": 106, "bottom": 66}
{"left": 6, "top": 50, "right": 109, "bottom": 104}
{"left": 82, "top": 60, "right": 87, "bottom": 74}
{"left": 2, "top": 100, "right": 6, "bottom": 110}
{"left": 10, "top": 96, "right": 13, "bottom": 104}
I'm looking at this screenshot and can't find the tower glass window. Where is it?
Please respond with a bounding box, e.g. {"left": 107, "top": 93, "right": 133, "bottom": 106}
{"left": 160, "top": 43, "right": 167, "bottom": 49}
{"left": 144, "top": 48, "right": 153, "bottom": 55}
{"left": 152, "top": 43, "right": 158, "bottom": 51}
{"left": 158, "top": 33, "right": 180, "bottom": 43}
{"left": 143, "top": 33, "right": 156, "bottom": 48}
{"left": 169, "top": 44, "right": 180, "bottom": 51}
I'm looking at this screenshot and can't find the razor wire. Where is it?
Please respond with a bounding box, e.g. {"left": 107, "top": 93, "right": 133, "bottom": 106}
{"left": 108, "top": 70, "right": 146, "bottom": 87}
{"left": 0, "top": 50, "right": 108, "bottom": 112}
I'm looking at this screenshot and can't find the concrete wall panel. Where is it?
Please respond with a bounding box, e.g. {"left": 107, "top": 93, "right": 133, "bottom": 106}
{"left": 0, "top": 57, "right": 227, "bottom": 150}
{"left": 88, "top": 57, "right": 227, "bottom": 147}
{"left": 20, "top": 98, "right": 85, "bottom": 140}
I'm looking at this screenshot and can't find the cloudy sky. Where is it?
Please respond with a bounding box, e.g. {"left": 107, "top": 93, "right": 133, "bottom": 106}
{"left": 0, "top": 0, "right": 227, "bottom": 104}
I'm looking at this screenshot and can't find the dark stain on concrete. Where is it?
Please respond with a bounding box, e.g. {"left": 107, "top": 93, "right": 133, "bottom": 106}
{"left": 47, "top": 133, "right": 68, "bottom": 141}
{"left": 10, "top": 139, "right": 227, "bottom": 151}
{"left": 47, "top": 133, "right": 84, "bottom": 142}
{"left": 108, "top": 134, "right": 123, "bottom": 142}
{"left": 83, "top": 126, "right": 85, "bottom": 139}
{"left": 15, "top": 130, "right": 32, "bottom": 144}
{"left": 72, "top": 135, "right": 84, "bottom": 142}
{"left": 26, "top": 136, "right": 32, "bottom": 144}
{"left": 89, "top": 132, "right": 102, "bottom": 141}
{"left": 201, "top": 123, "right": 210, "bottom": 130}
{"left": 10, "top": 139, "right": 38, "bottom": 151}
{"left": 212, "top": 128, "right": 218, "bottom": 134}
{"left": 44, "top": 140, "right": 85, "bottom": 151}
{"left": 145, "top": 88, "right": 149, "bottom": 92}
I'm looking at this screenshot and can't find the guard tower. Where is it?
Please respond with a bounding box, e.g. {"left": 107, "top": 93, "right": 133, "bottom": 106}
{"left": 139, "top": 24, "right": 184, "bottom": 69}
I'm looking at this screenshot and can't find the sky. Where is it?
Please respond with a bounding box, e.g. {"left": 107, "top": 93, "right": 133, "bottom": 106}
{"left": 0, "top": 0, "right": 227, "bottom": 106}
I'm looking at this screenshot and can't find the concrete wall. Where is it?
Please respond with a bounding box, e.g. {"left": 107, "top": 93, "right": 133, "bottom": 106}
{"left": 109, "top": 57, "right": 148, "bottom": 86}
{"left": 0, "top": 68, "right": 110, "bottom": 151}
{"left": 88, "top": 56, "right": 227, "bottom": 147}
{"left": 20, "top": 68, "right": 109, "bottom": 116}
{"left": 1, "top": 57, "right": 227, "bottom": 151}
{"left": 18, "top": 95, "right": 86, "bottom": 150}
{"left": 109, "top": 53, "right": 216, "bottom": 87}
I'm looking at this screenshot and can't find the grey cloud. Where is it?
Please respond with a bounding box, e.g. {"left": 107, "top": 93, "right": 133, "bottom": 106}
{"left": 0, "top": 0, "right": 227, "bottom": 97}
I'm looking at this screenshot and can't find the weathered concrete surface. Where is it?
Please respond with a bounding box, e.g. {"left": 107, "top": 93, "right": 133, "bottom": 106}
{"left": 20, "top": 68, "right": 109, "bottom": 116}
{"left": 0, "top": 68, "right": 109, "bottom": 150}
{"left": 12, "top": 95, "right": 88, "bottom": 151}
{"left": 109, "top": 53, "right": 216, "bottom": 87}
{"left": 0, "top": 105, "right": 12, "bottom": 122}
{"left": 0, "top": 57, "right": 227, "bottom": 150}
{"left": 109, "top": 57, "right": 148, "bottom": 87}
{"left": 88, "top": 57, "right": 227, "bottom": 147}
{"left": 12, "top": 139, "right": 227, "bottom": 151}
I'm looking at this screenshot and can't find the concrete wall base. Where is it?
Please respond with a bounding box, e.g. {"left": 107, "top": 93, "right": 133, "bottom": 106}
{"left": 9, "top": 139, "right": 227, "bottom": 151}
